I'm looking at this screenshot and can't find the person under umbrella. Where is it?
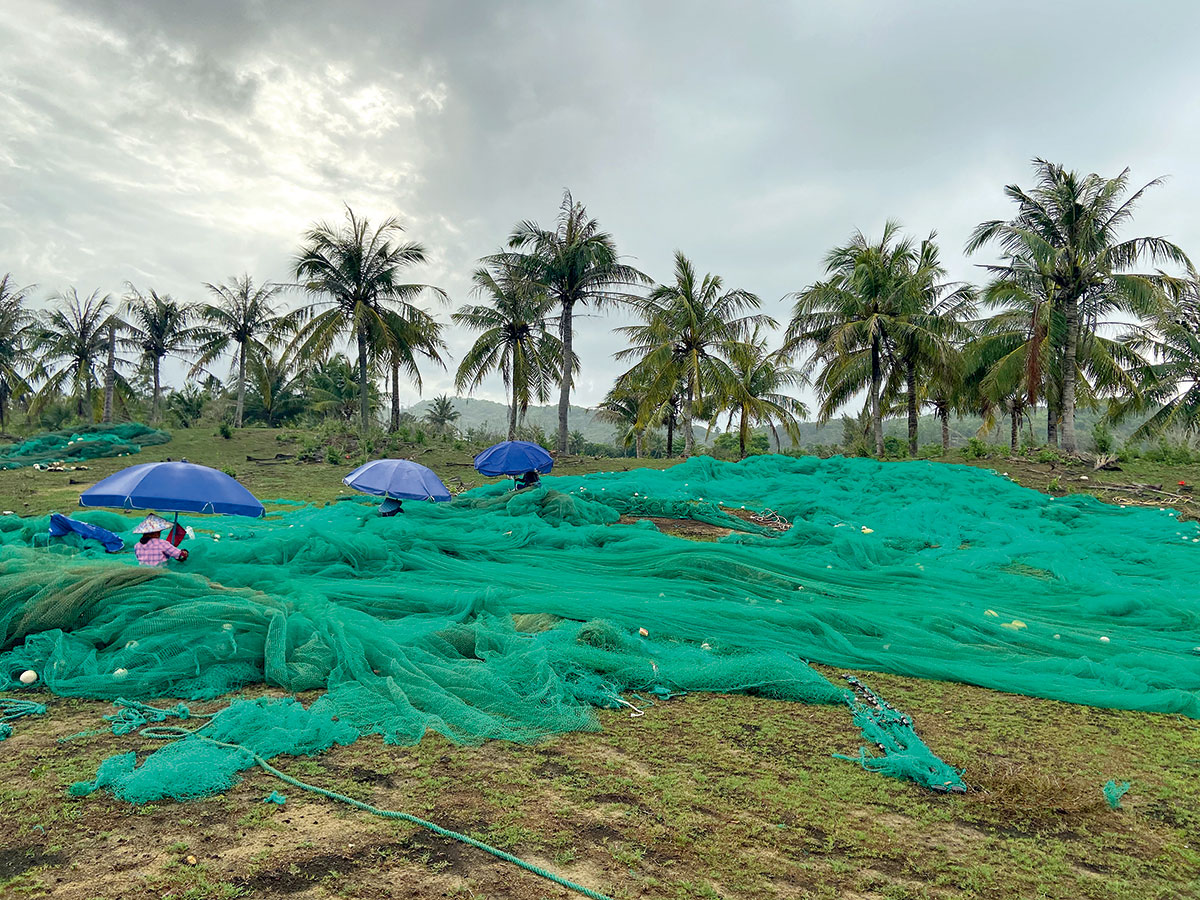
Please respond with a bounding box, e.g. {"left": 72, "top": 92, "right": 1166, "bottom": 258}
{"left": 133, "top": 514, "right": 190, "bottom": 567}
{"left": 514, "top": 470, "right": 541, "bottom": 490}
{"left": 473, "top": 441, "right": 553, "bottom": 491}
{"left": 342, "top": 459, "right": 451, "bottom": 517}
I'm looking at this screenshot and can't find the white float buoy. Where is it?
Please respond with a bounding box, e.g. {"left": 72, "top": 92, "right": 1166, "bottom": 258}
{"left": 18, "top": 670, "right": 37, "bottom": 685}
{"left": 113, "top": 668, "right": 129, "bottom": 679}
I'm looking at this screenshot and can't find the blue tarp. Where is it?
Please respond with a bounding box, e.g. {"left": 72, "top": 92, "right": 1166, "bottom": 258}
{"left": 48, "top": 513, "right": 125, "bottom": 553}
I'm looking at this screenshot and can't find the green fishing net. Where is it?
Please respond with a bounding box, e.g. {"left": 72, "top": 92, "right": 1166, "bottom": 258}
{"left": 0, "top": 424, "right": 170, "bottom": 470}
{"left": 3, "top": 454, "right": 1199, "bottom": 801}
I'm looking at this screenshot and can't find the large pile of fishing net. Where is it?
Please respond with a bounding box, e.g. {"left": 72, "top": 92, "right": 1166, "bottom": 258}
{"left": 2, "top": 455, "right": 1198, "bottom": 802}
{"left": 0, "top": 424, "right": 170, "bottom": 470}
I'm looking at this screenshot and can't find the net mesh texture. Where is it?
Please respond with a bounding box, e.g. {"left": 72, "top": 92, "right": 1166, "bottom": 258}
{"left": 4, "top": 454, "right": 1199, "bottom": 802}
{"left": 0, "top": 424, "right": 170, "bottom": 470}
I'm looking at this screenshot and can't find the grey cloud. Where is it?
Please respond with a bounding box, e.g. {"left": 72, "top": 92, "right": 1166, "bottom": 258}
{"left": 5, "top": 0, "right": 1200, "bottom": 411}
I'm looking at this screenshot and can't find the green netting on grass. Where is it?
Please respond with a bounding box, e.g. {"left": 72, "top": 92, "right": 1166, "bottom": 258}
{"left": 0, "top": 424, "right": 170, "bottom": 470}
{"left": 2, "top": 455, "right": 1198, "bottom": 800}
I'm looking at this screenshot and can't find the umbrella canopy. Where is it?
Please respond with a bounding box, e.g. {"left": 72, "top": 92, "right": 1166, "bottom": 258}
{"left": 473, "top": 440, "right": 554, "bottom": 477}
{"left": 343, "top": 459, "right": 451, "bottom": 502}
{"left": 79, "top": 461, "right": 265, "bottom": 517}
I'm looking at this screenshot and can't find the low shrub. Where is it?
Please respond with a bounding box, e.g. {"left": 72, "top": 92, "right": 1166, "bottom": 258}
{"left": 882, "top": 435, "right": 908, "bottom": 458}
{"left": 962, "top": 437, "right": 990, "bottom": 459}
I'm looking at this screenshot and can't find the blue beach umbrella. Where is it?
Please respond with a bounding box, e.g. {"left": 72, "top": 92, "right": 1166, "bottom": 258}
{"left": 343, "top": 459, "right": 451, "bottom": 502}
{"left": 79, "top": 461, "right": 265, "bottom": 518}
{"left": 473, "top": 440, "right": 554, "bottom": 477}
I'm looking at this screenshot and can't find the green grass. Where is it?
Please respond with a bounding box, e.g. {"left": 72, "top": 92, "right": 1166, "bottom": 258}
{"left": 0, "top": 425, "right": 1198, "bottom": 899}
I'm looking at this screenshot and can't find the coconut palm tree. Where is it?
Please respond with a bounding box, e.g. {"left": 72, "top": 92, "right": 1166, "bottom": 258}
{"left": 718, "top": 332, "right": 809, "bottom": 458}
{"left": 595, "top": 384, "right": 644, "bottom": 457}
{"left": 966, "top": 158, "right": 1190, "bottom": 453}
{"left": 33, "top": 289, "right": 118, "bottom": 423}
{"left": 243, "top": 349, "right": 308, "bottom": 427}
{"left": 596, "top": 370, "right": 662, "bottom": 459}
{"left": 1112, "top": 319, "right": 1200, "bottom": 439}
{"left": 293, "top": 207, "right": 447, "bottom": 431}
{"left": 100, "top": 315, "right": 126, "bottom": 425}
{"left": 308, "top": 354, "right": 376, "bottom": 423}
{"left": 453, "top": 258, "right": 564, "bottom": 440}
{"left": 885, "top": 237, "right": 977, "bottom": 455}
{"left": 785, "top": 221, "right": 920, "bottom": 457}
{"left": 0, "top": 275, "right": 39, "bottom": 429}
{"left": 193, "top": 275, "right": 294, "bottom": 428}
{"left": 1105, "top": 280, "right": 1200, "bottom": 439}
{"left": 123, "top": 286, "right": 201, "bottom": 424}
{"left": 972, "top": 253, "right": 1147, "bottom": 449}
{"left": 375, "top": 306, "right": 447, "bottom": 432}
{"left": 921, "top": 355, "right": 970, "bottom": 456}
{"left": 617, "top": 251, "right": 771, "bottom": 457}
{"left": 423, "top": 394, "right": 460, "bottom": 434}
{"left": 503, "top": 191, "right": 648, "bottom": 453}
{"left": 971, "top": 252, "right": 1063, "bottom": 444}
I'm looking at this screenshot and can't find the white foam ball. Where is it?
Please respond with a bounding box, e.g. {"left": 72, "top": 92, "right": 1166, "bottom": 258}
{"left": 18, "top": 670, "right": 37, "bottom": 685}
{"left": 1099, "top": 636, "right": 1110, "bottom": 643}
{"left": 113, "top": 668, "right": 129, "bottom": 679}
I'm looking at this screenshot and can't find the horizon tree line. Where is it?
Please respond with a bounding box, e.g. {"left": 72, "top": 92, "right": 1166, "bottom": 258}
{"left": 1, "top": 159, "right": 1198, "bottom": 458}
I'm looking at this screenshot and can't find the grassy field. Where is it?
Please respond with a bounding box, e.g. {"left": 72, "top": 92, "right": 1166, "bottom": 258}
{"left": 1, "top": 426, "right": 1198, "bottom": 900}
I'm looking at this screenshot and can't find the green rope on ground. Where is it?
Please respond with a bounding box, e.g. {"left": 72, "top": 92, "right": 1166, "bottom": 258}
{"left": 130, "top": 723, "right": 615, "bottom": 900}
{"left": 251, "top": 749, "right": 616, "bottom": 900}
{"left": 0, "top": 698, "right": 46, "bottom": 741}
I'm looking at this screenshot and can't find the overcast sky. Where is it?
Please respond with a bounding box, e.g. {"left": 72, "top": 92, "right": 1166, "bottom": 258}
{"left": 3, "top": 0, "right": 1199, "bottom": 410}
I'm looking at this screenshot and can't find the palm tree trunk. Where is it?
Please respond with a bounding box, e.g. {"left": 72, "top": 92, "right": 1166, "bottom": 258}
{"left": 635, "top": 429, "right": 644, "bottom": 459}
{"left": 739, "top": 407, "right": 748, "bottom": 459}
{"left": 507, "top": 388, "right": 518, "bottom": 442}
{"left": 1061, "top": 297, "right": 1079, "bottom": 454}
{"left": 103, "top": 324, "right": 116, "bottom": 424}
{"left": 84, "top": 368, "right": 95, "bottom": 424}
{"left": 940, "top": 407, "right": 950, "bottom": 455}
{"left": 906, "top": 361, "right": 918, "bottom": 456}
{"left": 357, "top": 323, "right": 370, "bottom": 432}
{"left": 557, "top": 301, "right": 573, "bottom": 454}
{"left": 666, "top": 406, "right": 676, "bottom": 458}
{"left": 1011, "top": 405, "right": 1019, "bottom": 454}
{"left": 152, "top": 358, "right": 161, "bottom": 425}
{"left": 871, "top": 337, "right": 883, "bottom": 457}
{"left": 683, "top": 378, "right": 696, "bottom": 457}
{"left": 390, "top": 358, "right": 400, "bottom": 432}
{"left": 235, "top": 344, "right": 247, "bottom": 428}
{"left": 1046, "top": 394, "right": 1058, "bottom": 447}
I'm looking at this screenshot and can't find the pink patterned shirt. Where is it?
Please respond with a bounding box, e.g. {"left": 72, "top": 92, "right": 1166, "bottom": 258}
{"left": 135, "top": 537, "right": 183, "bottom": 567}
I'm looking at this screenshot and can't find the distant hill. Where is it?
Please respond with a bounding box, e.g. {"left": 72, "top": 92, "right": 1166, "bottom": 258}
{"left": 406, "top": 397, "right": 706, "bottom": 446}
